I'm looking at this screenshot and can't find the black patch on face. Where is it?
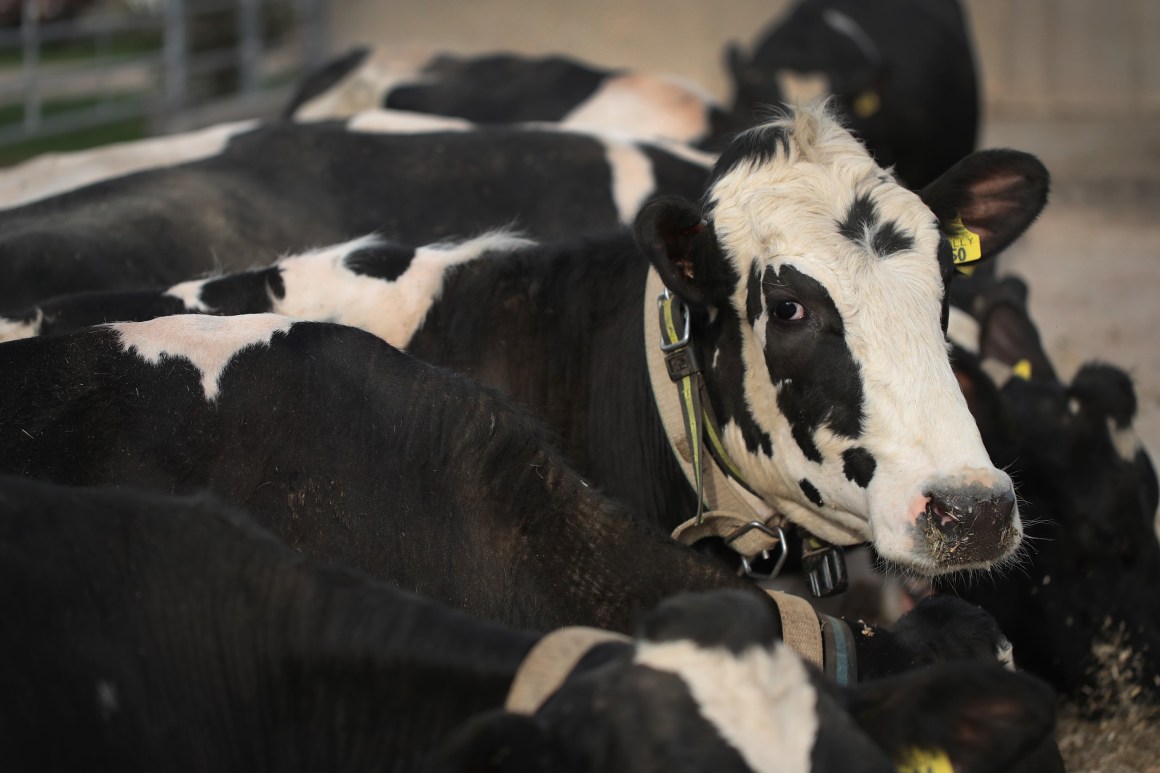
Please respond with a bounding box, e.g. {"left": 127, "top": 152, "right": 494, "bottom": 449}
{"left": 745, "top": 259, "right": 764, "bottom": 325}
{"left": 199, "top": 267, "right": 283, "bottom": 314}
{"left": 696, "top": 278, "right": 774, "bottom": 459}
{"left": 706, "top": 124, "right": 791, "bottom": 199}
{"left": 799, "top": 478, "right": 823, "bottom": 507}
{"left": 758, "top": 264, "right": 866, "bottom": 462}
{"left": 842, "top": 447, "right": 877, "bottom": 488}
{"left": 1070, "top": 363, "right": 1138, "bottom": 429}
{"left": 637, "top": 590, "right": 778, "bottom": 654}
{"left": 838, "top": 194, "right": 879, "bottom": 245}
{"left": 871, "top": 220, "right": 914, "bottom": 256}
{"left": 343, "top": 242, "right": 417, "bottom": 282}
{"left": 837, "top": 194, "right": 914, "bottom": 258}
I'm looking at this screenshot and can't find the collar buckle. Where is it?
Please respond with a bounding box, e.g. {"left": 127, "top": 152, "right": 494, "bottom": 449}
{"left": 727, "top": 521, "right": 788, "bottom": 580}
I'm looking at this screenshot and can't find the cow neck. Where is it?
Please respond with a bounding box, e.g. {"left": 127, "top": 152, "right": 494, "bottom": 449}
{"left": 643, "top": 266, "right": 791, "bottom": 574}
{"left": 505, "top": 627, "right": 632, "bottom": 715}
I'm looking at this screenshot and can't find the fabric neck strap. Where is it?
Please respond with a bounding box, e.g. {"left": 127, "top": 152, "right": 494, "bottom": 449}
{"left": 505, "top": 627, "right": 631, "bottom": 715}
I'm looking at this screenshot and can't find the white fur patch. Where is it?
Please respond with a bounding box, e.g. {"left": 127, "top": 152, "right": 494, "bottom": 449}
{"left": 274, "top": 231, "right": 536, "bottom": 348}
{"left": 946, "top": 306, "right": 981, "bottom": 354}
{"left": 293, "top": 47, "right": 437, "bottom": 122}
{"left": 775, "top": 70, "right": 831, "bottom": 105}
{"left": 563, "top": 72, "right": 716, "bottom": 144}
{"left": 1109, "top": 419, "right": 1142, "bottom": 463}
{"left": 164, "top": 278, "right": 212, "bottom": 312}
{"left": 0, "top": 120, "right": 258, "bottom": 209}
{"left": 996, "top": 638, "right": 1016, "bottom": 671}
{"left": 0, "top": 310, "right": 42, "bottom": 342}
{"left": 635, "top": 640, "right": 817, "bottom": 773}
{"left": 598, "top": 136, "right": 656, "bottom": 225}
{"left": 110, "top": 314, "right": 294, "bottom": 401}
{"left": 345, "top": 109, "right": 474, "bottom": 134}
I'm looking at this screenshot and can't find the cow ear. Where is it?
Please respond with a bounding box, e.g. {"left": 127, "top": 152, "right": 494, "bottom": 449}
{"left": 846, "top": 662, "right": 1057, "bottom": 773}
{"left": 976, "top": 280, "right": 1056, "bottom": 382}
{"left": 919, "top": 150, "right": 1049, "bottom": 268}
{"left": 634, "top": 196, "right": 732, "bottom": 307}
{"left": 436, "top": 711, "right": 578, "bottom": 773}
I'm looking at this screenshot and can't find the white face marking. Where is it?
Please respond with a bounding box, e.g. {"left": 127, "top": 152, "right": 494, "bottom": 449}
{"left": 996, "top": 638, "right": 1016, "bottom": 671}
{"left": 635, "top": 640, "right": 817, "bottom": 773}
{"left": 0, "top": 310, "right": 41, "bottom": 342}
{"left": 707, "top": 106, "right": 1015, "bottom": 567}
{"left": 293, "top": 47, "right": 437, "bottom": 122}
{"left": 774, "top": 70, "right": 831, "bottom": 105}
{"left": 273, "top": 231, "right": 535, "bottom": 348}
{"left": 562, "top": 72, "right": 716, "bottom": 145}
{"left": 345, "top": 109, "right": 474, "bottom": 134}
{"left": 110, "top": 314, "right": 295, "bottom": 401}
{"left": 0, "top": 120, "right": 258, "bottom": 209}
{"left": 1109, "top": 419, "right": 1143, "bottom": 463}
{"left": 946, "top": 306, "right": 981, "bottom": 355}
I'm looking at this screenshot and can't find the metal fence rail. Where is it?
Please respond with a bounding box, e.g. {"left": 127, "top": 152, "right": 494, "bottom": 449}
{"left": 0, "top": 0, "right": 327, "bottom": 158}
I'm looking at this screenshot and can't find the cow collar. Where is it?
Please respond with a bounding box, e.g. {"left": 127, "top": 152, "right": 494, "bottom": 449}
{"left": 504, "top": 596, "right": 858, "bottom": 716}
{"left": 506, "top": 626, "right": 631, "bottom": 714}
{"left": 644, "top": 267, "right": 849, "bottom": 596}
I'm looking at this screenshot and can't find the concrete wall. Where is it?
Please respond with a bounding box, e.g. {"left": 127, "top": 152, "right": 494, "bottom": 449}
{"left": 327, "top": 0, "right": 1160, "bottom": 118}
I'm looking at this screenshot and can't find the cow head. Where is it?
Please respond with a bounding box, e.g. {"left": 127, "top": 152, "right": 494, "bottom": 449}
{"left": 635, "top": 103, "right": 1048, "bottom": 576}
{"left": 727, "top": 2, "right": 889, "bottom": 162}
{"left": 437, "top": 591, "right": 1057, "bottom": 773}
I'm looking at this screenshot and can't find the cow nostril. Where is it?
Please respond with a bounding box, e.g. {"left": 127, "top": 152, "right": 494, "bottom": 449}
{"left": 920, "top": 486, "right": 1019, "bottom": 566}
{"left": 927, "top": 498, "right": 958, "bottom": 528}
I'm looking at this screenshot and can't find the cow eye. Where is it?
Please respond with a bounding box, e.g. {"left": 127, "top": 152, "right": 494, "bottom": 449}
{"left": 773, "top": 300, "right": 806, "bottom": 321}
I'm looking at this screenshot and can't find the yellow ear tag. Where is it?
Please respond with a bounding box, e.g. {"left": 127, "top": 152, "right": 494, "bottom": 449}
{"left": 896, "top": 747, "right": 954, "bottom": 773}
{"left": 1012, "top": 359, "right": 1033, "bottom": 380}
{"left": 947, "top": 214, "right": 982, "bottom": 266}
{"left": 854, "top": 89, "right": 880, "bottom": 118}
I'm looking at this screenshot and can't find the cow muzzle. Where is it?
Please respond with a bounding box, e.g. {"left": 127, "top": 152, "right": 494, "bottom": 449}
{"left": 912, "top": 478, "right": 1020, "bottom": 570}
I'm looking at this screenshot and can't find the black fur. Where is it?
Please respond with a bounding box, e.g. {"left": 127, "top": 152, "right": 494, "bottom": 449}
{"left": 344, "top": 241, "right": 417, "bottom": 282}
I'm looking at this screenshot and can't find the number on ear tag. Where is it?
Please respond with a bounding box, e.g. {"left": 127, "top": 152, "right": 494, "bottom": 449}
{"left": 947, "top": 214, "right": 982, "bottom": 265}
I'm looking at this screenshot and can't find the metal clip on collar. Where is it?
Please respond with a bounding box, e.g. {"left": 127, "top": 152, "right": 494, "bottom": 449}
{"left": 726, "top": 521, "right": 788, "bottom": 580}
{"left": 802, "top": 537, "right": 849, "bottom": 597}
{"left": 657, "top": 288, "right": 690, "bottom": 353}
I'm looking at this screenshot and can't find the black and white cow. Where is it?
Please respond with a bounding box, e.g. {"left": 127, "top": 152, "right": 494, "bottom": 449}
{"left": 0, "top": 119, "right": 259, "bottom": 210}
{"left": 727, "top": 0, "right": 978, "bottom": 188}
{"left": 0, "top": 117, "right": 710, "bottom": 309}
{"left": 284, "top": 48, "right": 736, "bottom": 148}
{"left": 0, "top": 476, "right": 1057, "bottom": 773}
{"left": 944, "top": 277, "right": 1160, "bottom": 700}
{"left": 2, "top": 105, "right": 1051, "bottom": 579}
{"left": 0, "top": 313, "right": 1020, "bottom": 679}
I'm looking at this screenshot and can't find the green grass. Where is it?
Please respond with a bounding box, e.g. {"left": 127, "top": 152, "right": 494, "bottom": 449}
{"left": 0, "top": 31, "right": 163, "bottom": 68}
{"left": 0, "top": 93, "right": 150, "bottom": 165}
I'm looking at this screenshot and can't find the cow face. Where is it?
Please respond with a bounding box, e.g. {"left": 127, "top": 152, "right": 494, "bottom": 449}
{"left": 727, "top": 3, "right": 888, "bottom": 162}
{"left": 636, "top": 104, "right": 1049, "bottom": 576}
{"left": 438, "top": 591, "right": 1056, "bottom": 773}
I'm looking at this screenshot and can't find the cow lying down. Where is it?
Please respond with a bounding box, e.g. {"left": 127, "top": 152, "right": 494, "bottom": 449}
{"left": 1, "top": 314, "right": 1023, "bottom": 682}
{"left": 0, "top": 476, "right": 1056, "bottom": 773}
